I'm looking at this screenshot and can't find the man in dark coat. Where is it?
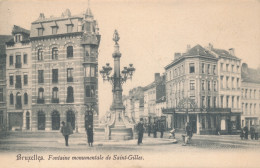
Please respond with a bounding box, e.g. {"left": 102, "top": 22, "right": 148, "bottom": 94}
{"left": 152, "top": 123, "right": 157, "bottom": 138}
{"left": 159, "top": 122, "right": 165, "bottom": 138}
{"left": 137, "top": 118, "right": 144, "bottom": 145}
{"left": 243, "top": 125, "right": 249, "bottom": 140}
{"left": 86, "top": 124, "right": 94, "bottom": 147}
{"left": 250, "top": 126, "right": 255, "bottom": 140}
{"left": 147, "top": 123, "right": 151, "bottom": 137}
{"left": 61, "top": 121, "right": 73, "bottom": 146}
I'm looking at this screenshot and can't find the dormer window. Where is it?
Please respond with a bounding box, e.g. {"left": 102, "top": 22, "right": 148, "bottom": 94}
{"left": 15, "top": 34, "right": 22, "bottom": 43}
{"left": 52, "top": 27, "right": 58, "bottom": 35}
{"left": 38, "top": 28, "right": 43, "bottom": 36}
{"left": 67, "top": 25, "right": 73, "bottom": 33}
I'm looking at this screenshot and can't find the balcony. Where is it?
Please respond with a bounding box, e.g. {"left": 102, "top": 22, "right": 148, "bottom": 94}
{"left": 84, "top": 77, "right": 97, "bottom": 83}
{"left": 15, "top": 104, "right": 22, "bottom": 109}
{"left": 67, "top": 77, "right": 73, "bottom": 82}
{"left": 66, "top": 97, "right": 74, "bottom": 103}
{"left": 51, "top": 98, "right": 59, "bottom": 103}
{"left": 84, "top": 56, "right": 97, "bottom": 63}
{"left": 15, "top": 83, "right": 22, "bottom": 89}
{"left": 15, "top": 63, "right": 22, "bottom": 68}
{"left": 85, "top": 97, "right": 96, "bottom": 103}
{"left": 37, "top": 98, "right": 45, "bottom": 104}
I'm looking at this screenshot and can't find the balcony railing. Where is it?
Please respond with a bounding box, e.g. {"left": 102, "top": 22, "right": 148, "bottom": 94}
{"left": 15, "top": 63, "right": 22, "bottom": 68}
{"left": 37, "top": 98, "right": 45, "bottom": 104}
{"left": 51, "top": 98, "right": 59, "bottom": 103}
{"left": 84, "top": 56, "right": 97, "bottom": 63}
{"left": 15, "top": 83, "right": 22, "bottom": 89}
{"left": 67, "top": 77, "right": 73, "bottom": 82}
{"left": 15, "top": 104, "right": 22, "bottom": 109}
{"left": 66, "top": 97, "right": 74, "bottom": 103}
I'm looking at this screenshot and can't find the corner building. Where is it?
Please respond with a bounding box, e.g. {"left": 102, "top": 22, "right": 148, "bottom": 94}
{"left": 163, "top": 45, "right": 241, "bottom": 135}
{"left": 30, "top": 9, "right": 100, "bottom": 132}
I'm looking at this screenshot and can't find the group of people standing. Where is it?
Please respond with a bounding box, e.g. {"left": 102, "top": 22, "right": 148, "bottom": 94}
{"left": 60, "top": 121, "right": 94, "bottom": 147}
{"left": 147, "top": 122, "right": 165, "bottom": 138}
{"left": 240, "top": 125, "right": 259, "bottom": 140}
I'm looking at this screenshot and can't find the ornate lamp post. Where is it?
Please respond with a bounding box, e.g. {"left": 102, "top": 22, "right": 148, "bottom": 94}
{"left": 99, "top": 30, "right": 135, "bottom": 139}
{"left": 100, "top": 30, "right": 135, "bottom": 110}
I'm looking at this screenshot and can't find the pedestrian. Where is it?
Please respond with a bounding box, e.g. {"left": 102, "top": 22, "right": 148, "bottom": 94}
{"left": 183, "top": 122, "right": 192, "bottom": 146}
{"left": 152, "top": 123, "right": 157, "bottom": 138}
{"left": 159, "top": 122, "right": 165, "bottom": 138}
{"left": 255, "top": 125, "right": 259, "bottom": 140}
{"left": 136, "top": 118, "right": 144, "bottom": 145}
{"left": 147, "top": 123, "right": 151, "bottom": 137}
{"left": 240, "top": 127, "right": 244, "bottom": 140}
{"left": 243, "top": 125, "right": 249, "bottom": 140}
{"left": 60, "top": 121, "right": 73, "bottom": 146}
{"left": 250, "top": 126, "right": 255, "bottom": 140}
{"left": 86, "top": 124, "right": 94, "bottom": 147}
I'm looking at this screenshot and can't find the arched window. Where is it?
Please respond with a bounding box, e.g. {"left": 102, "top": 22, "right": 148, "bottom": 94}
{"left": 10, "top": 93, "right": 14, "bottom": 105}
{"left": 38, "top": 49, "right": 43, "bottom": 60}
{"left": 52, "top": 111, "right": 60, "bottom": 130}
{"left": 38, "top": 111, "right": 45, "bottom": 130}
{"left": 52, "top": 47, "right": 58, "bottom": 60}
{"left": 24, "top": 93, "right": 28, "bottom": 105}
{"left": 26, "top": 111, "right": 30, "bottom": 130}
{"left": 16, "top": 92, "right": 22, "bottom": 109}
{"left": 66, "top": 86, "right": 74, "bottom": 103}
{"left": 67, "top": 46, "right": 73, "bottom": 58}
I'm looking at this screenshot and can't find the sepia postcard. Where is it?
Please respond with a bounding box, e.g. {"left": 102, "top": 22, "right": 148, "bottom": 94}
{"left": 0, "top": 0, "right": 260, "bottom": 167}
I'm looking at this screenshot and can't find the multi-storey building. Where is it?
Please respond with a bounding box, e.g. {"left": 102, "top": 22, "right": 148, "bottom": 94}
{"left": 123, "top": 86, "right": 144, "bottom": 123}
{"left": 163, "top": 44, "right": 241, "bottom": 134}
{"left": 30, "top": 8, "right": 100, "bottom": 132}
{"left": 5, "top": 25, "right": 31, "bottom": 131}
{"left": 207, "top": 44, "right": 242, "bottom": 133}
{"left": 241, "top": 63, "right": 260, "bottom": 128}
{"left": 143, "top": 73, "right": 165, "bottom": 123}
{"left": 0, "top": 35, "right": 12, "bottom": 131}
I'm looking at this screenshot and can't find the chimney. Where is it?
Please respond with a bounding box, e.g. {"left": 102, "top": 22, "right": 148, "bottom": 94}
{"left": 208, "top": 43, "right": 213, "bottom": 50}
{"left": 174, "top": 52, "right": 181, "bottom": 60}
{"left": 38, "top": 13, "right": 45, "bottom": 20}
{"left": 229, "top": 48, "right": 235, "bottom": 56}
{"left": 154, "top": 73, "right": 160, "bottom": 82}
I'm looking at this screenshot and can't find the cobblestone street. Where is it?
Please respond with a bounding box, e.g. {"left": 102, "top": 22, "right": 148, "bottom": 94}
{"left": 1, "top": 132, "right": 260, "bottom": 168}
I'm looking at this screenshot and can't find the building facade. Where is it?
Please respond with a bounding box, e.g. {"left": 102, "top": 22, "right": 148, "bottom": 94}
{"left": 30, "top": 8, "right": 100, "bottom": 132}
{"left": 208, "top": 44, "right": 242, "bottom": 133}
{"left": 123, "top": 86, "right": 144, "bottom": 123}
{"left": 5, "top": 26, "right": 31, "bottom": 131}
{"left": 143, "top": 73, "right": 166, "bottom": 124}
{"left": 163, "top": 45, "right": 241, "bottom": 134}
{"left": 0, "top": 35, "right": 13, "bottom": 131}
{"left": 241, "top": 63, "right": 260, "bottom": 128}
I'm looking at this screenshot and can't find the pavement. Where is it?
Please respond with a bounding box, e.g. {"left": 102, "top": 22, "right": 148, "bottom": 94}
{"left": 0, "top": 131, "right": 260, "bottom": 153}
{"left": 1, "top": 131, "right": 260, "bottom": 168}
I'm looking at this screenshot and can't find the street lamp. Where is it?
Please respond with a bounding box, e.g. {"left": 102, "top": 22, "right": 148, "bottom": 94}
{"left": 100, "top": 30, "right": 135, "bottom": 110}
{"left": 99, "top": 30, "right": 135, "bottom": 140}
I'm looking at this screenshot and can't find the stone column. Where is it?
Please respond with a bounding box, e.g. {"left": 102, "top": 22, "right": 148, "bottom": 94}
{"left": 22, "top": 111, "right": 26, "bottom": 130}
{"left": 197, "top": 114, "right": 200, "bottom": 135}
{"left": 45, "top": 112, "right": 51, "bottom": 131}
{"left": 31, "top": 109, "right": 38, "bottom": 131}
{"left": 186, "top": 114, "right": 190, "bottom": 123}
{"left": 77, "top": 112, "right": 85, "bottom": 133}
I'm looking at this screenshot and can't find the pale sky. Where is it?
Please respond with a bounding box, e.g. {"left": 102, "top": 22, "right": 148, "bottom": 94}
{"left": 1, "top": 0, "right": 260, "bottom": 117}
